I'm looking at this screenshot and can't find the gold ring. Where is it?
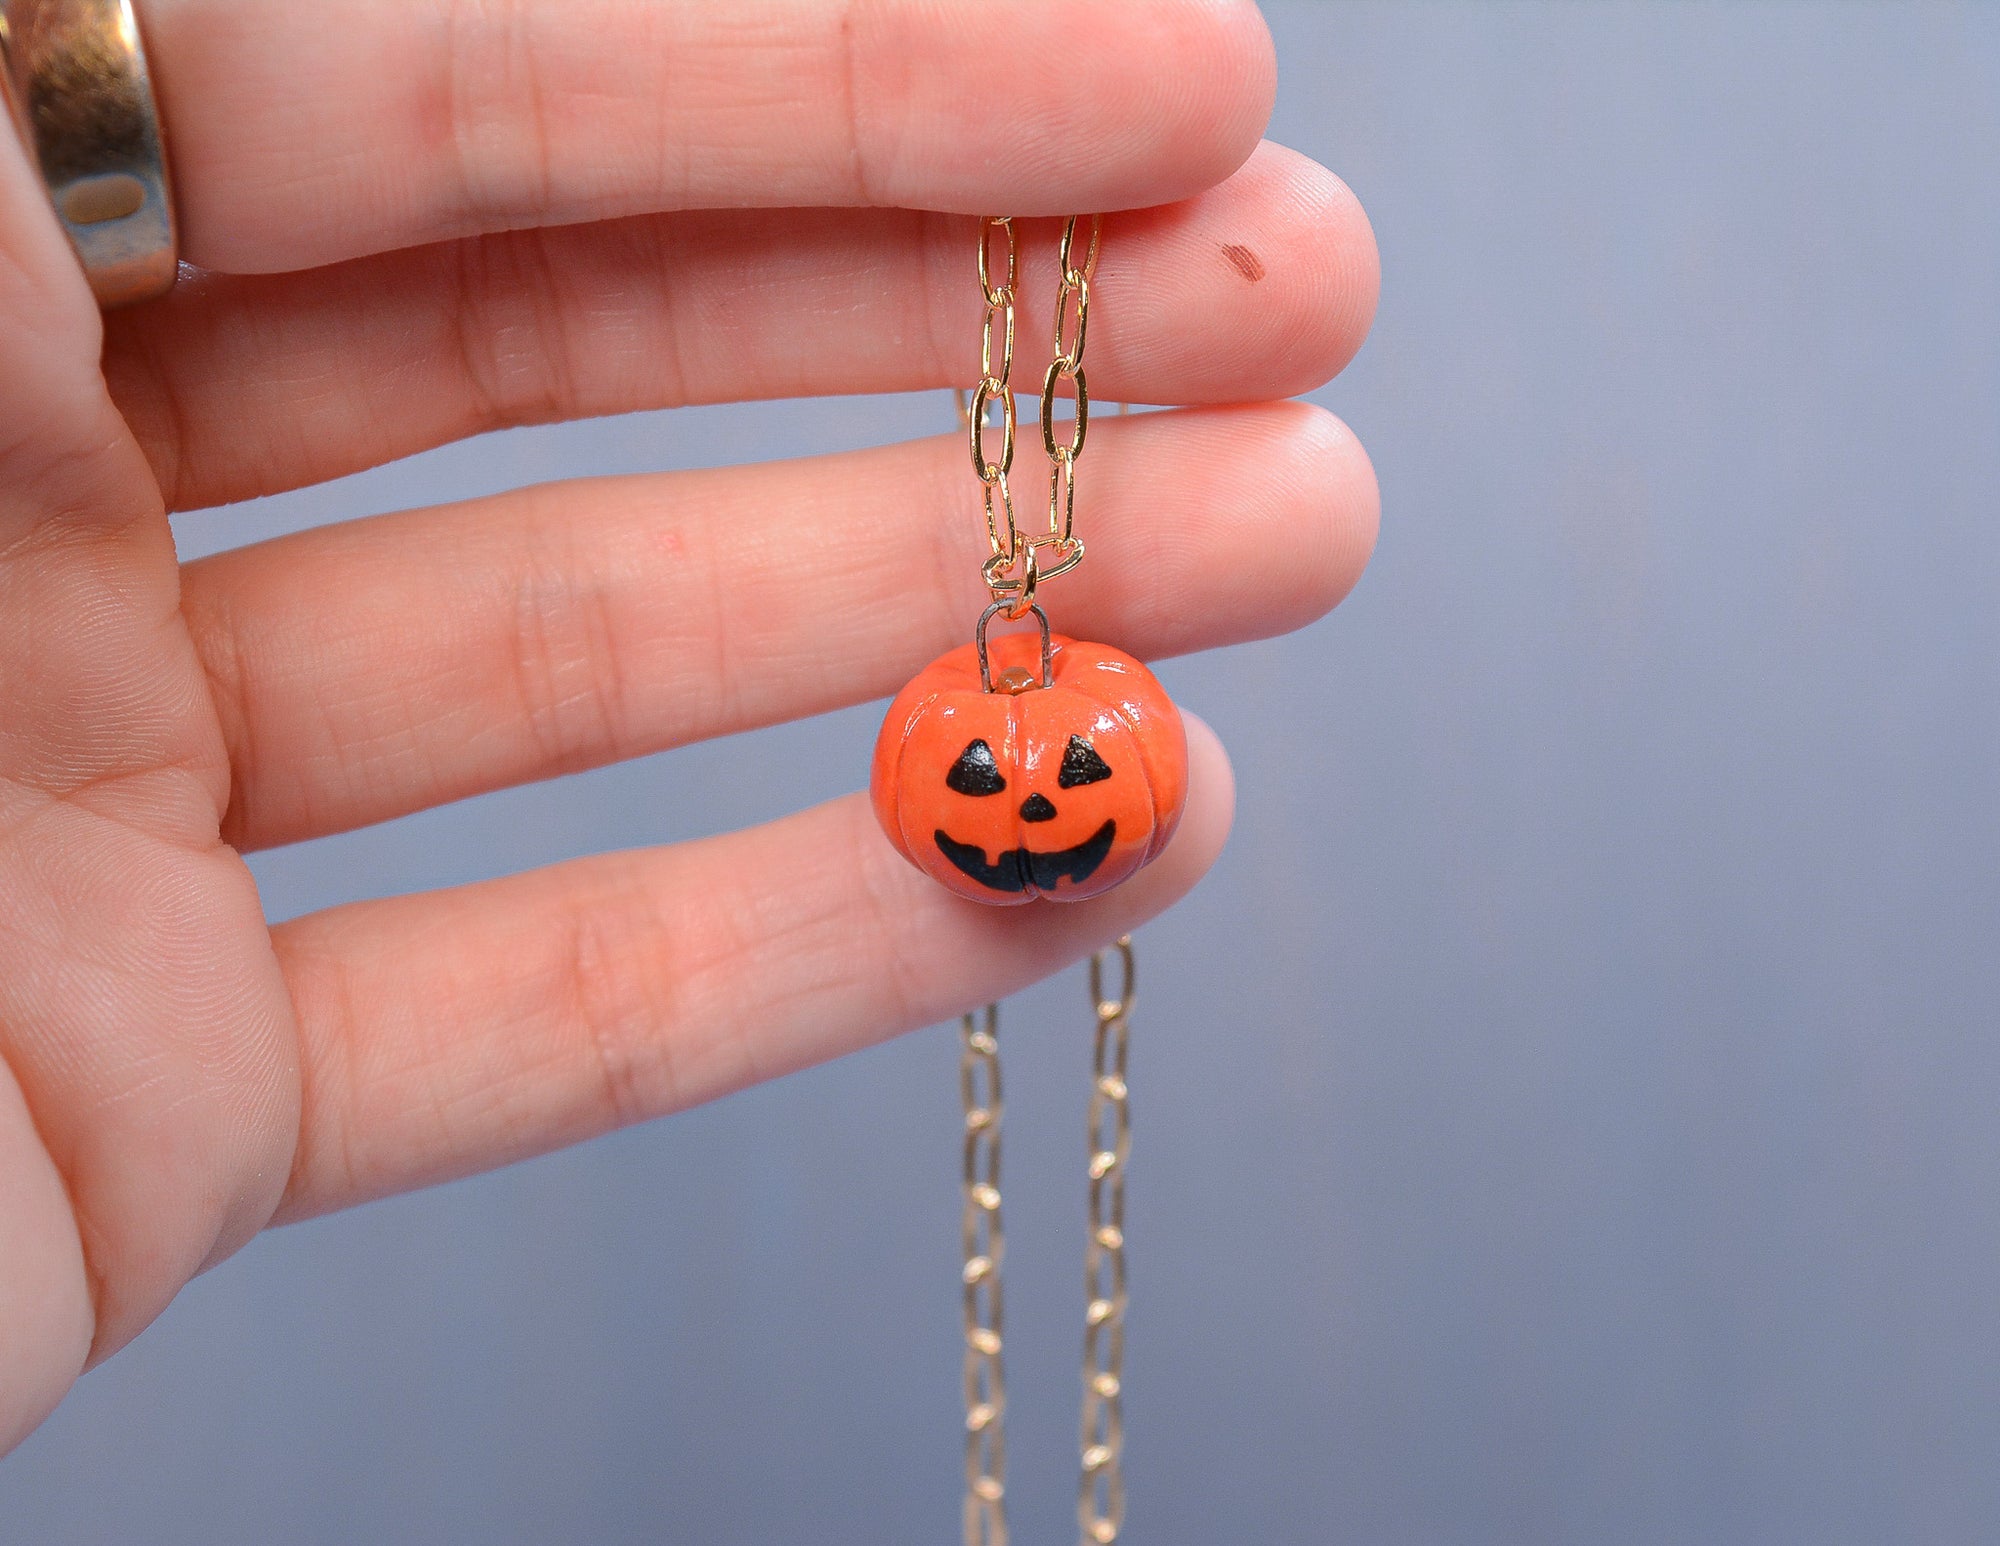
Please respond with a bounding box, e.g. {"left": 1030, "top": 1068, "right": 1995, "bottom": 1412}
{"left": 0, "top": 0, "right": 177, "bottom": 308}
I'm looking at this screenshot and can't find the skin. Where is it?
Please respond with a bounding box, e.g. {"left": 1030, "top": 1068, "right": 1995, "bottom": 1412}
{"left": 0, "top": 0, "right": 1379, "bottom": 1451}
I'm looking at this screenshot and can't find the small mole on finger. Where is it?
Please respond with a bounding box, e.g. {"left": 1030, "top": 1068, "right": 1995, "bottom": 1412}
{"left": 1221, "top": 244, "right": 1266, "bottom": 283}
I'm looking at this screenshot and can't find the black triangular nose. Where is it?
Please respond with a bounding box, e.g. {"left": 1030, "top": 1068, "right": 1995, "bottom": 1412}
{"left": 1019, "top": 792, "right": 1058, "bottom": 823}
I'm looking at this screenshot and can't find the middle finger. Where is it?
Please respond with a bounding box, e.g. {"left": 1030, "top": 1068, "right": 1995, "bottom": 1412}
{"left": 108, "top": 142, "right": 1377, "bottom": 511}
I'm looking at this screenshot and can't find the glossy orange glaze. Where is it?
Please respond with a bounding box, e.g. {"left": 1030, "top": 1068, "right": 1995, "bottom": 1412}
{"left": 872, "top": 632, "right": 1188, "bottom": 905}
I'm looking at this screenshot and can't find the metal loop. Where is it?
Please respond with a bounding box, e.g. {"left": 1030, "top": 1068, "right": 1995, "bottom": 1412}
{"left": 981, "top": 295, "right": 1015, "bottom": 383}
{"left": 982, "top": 476, "right": 1018, "bottom": 564}
{"left": 980, "top": 550, "right": 1019, "bottom": 596}
{"left": 978, "top": 216, "right": 1016, "bottom": 306}
{"left": 969, "top": 376, "right": 1015, "bottom": 485}
{"left": 982, "top": 532, "right": 1070, "bottom": 613}
{"left": 1049, "top": 455, "right": 1077, "bottom": 545}
{"left": 1033, "top": 532, "right": 1086, "bottom": 586}
{"left": 1052, "top": 273, "right": 1089, "bottom": 368}
{"left": 1088, "top": 936, "right": 1137, "bottom": 1020}
{"left": 1040, "top": 360, "right": 1089, "bottom": 464}
{"left": 1058, "top": 213, "right": 1103, "bottom": 286}
{"left": 1006, "top": 542, "right": 1040, "bottom": 618}
{"left": 975, "top": 601, "right": 1053, "bottom": 693}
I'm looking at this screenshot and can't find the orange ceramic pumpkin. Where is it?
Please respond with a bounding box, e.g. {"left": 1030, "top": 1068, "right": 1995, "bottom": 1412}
{"left": 872, "top": 630, "right": 1188, "bottom": 905}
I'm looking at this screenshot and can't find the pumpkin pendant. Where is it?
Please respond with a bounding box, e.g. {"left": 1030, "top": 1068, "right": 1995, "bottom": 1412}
{"left": 872, "top": 606, "right": 1188, "bottom": 905}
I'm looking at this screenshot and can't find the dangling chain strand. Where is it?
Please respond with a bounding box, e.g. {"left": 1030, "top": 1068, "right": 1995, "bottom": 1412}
{"left": 1079, "top": 939, "right": 1135, "bottom": 1545}
{"left": 959, "top": 941, "right": 1136, "bottom": 1546}
{"left": 960, "top": 1004, "right": 1008, "bottom": 1546}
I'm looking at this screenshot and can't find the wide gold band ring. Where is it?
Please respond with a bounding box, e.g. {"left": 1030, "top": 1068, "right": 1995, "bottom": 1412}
{"left": 0, "top": 0, "right": 177, "bottom": 308}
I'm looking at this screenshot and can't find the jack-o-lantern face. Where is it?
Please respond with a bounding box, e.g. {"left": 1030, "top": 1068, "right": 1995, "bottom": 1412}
{"left": 872, "top": 631, "right": 1188, "bottom": 905}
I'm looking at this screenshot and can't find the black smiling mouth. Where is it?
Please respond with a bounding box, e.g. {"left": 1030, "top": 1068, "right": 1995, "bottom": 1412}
{"left": 934, "top": 819, "right": 1117, "bottom": 895}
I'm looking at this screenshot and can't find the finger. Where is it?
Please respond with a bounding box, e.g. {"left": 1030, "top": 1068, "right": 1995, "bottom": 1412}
{"left": 185, "top": 401, "right": 1376, "bottom": 851}
{"left": 0, "top": 46, "right": 128, "bottom": 506}
{"left": 107, "top": 142, "right": 1377, "bottom": 512}
{"left": 142, "top": 0, "right": 1276, "bottom": 274}
{"left": 271, "top": 713, "right": 1232, "bottom": 1218}
{"left": 0, "top": 1058, "right": 94, "bottom": 1451}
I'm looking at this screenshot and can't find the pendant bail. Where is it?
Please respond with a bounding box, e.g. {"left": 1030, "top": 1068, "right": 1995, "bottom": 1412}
{"left": 975, "top": 601, "right": 1053, "bottom": 694}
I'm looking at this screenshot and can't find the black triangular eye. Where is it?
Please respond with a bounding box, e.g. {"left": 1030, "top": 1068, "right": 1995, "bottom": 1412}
{"left": 1058, "top": 736, "right": 1113, "bottom": 788}
{"left": 947, "top": 739, "right": 1007, "bottom": 796}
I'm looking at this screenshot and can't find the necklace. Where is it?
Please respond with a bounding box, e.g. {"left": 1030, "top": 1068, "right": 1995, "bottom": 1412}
{"left": 870, "top": 216, "right": 1183, "bottom": 1546}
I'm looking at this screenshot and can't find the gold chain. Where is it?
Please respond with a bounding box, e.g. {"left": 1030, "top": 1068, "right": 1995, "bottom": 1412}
{"left": 965, "top": 215, "right": 1101, "bottom": 616}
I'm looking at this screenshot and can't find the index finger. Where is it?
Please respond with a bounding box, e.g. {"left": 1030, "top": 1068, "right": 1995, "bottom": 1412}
{"left": 144, "top": 0, "right": 1277, "bottom": 274}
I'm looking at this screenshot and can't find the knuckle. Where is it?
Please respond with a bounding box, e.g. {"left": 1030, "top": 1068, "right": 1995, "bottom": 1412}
{"left": 557, "top": 878, "right": 683, "bottom": 1131}
{"left": 440, "top": 0, "right": 556, "bottom": 231}
{"left": 503, "top": 515, "right": 632, "bottom": 772}
{"left": 447, "top": 231, "right": 577, "bottom": 431}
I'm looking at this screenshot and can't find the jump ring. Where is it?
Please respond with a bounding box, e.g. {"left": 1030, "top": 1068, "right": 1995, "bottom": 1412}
{"left": 1007, "top": 543, "right": 1039, "bottom": 618}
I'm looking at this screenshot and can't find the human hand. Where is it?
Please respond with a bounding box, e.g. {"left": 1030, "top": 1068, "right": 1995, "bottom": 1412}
{"left": 0, "top": 0, "right": 1377, "bottom": 1447}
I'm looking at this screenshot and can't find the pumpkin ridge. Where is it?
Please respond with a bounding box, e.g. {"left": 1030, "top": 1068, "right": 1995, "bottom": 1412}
{"left": 1074, "top": 656, "right": 1186, "bottom": 859}
{"left": 882, "top": 686, "right": 944, "bottom": 864}
{"left": 1070, "top": 669, "right": 1162, "bottom": 858}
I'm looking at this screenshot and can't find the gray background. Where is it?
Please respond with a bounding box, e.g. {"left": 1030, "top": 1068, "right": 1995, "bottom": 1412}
{"left": 6, "top": 3, "right": 1999, "bottom": 1542}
